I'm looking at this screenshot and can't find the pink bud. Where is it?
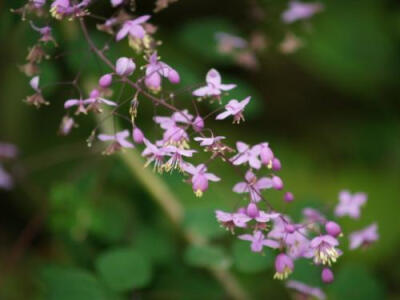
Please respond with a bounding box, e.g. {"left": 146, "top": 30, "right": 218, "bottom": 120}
{"left": 272, "top": 158, "right": 281, "bottom": 171}
{"left": 285, "top": 224, "right": 295, "bottom": 233}
{"left": 321, "top": 268, "right": 334, "bottom": 284}
{"left": 132, "top": 127, "right": 144, "bottom": 144}
{"left": 246, "top": 202, "right": 259, "bottom": 218}
{"left": 99, "top": 73, "right": 112, "bottom": 88}
{"left": 272, "top": 176, "right": 283, "bottom": 190}
{"left": 116, "top": 57, "right": 136, "bottom": 77}
{"left": 284, "top": 192, "right": 294, "bottom": 203}
{"left": 168, "top": 69, "right": 180, "bottom": 84}
{"left": 260, "top": 143, "right": 274, "bottom": 165}
{"left": 275, "top": 253, "right": 294, "bottom": 274}
{"left": 89, "top": 89, "right": 100, "bottom": 98}
{"left": 192, "top": 116, "right": 204, "bottom": 132}
{"left": 325, "top": 221, "right": 341, "bottom": 237}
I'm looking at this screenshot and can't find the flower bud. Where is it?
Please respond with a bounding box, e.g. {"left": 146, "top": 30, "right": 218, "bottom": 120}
{"left": 284, "top": 192, "right": 294, "bottom": 203}
{"left": 116, "top": 57, "right": 136, "bottom": 77}
{"left": 325, "top": 221, "right": 341, "bottom": 237}
{"left": 321, "top": 268, "right": 334, "bottom": 284}
{"left": 192, "top": 174, "right": 208, "bottom": 197}
{"left": 168, "top": 69, "right": 180, "bottom": 84}
{"left": 132, "top": 127, "right": 144, "bottom": 144}
{"left": 246, "top": 202, "right": 259, "bottom": 218}
{"left": 89, "top": 89, "right": 100, "bottom": 99}
{"left": 272, "top": 176, "right": 283, "bottom": 190}
{"left": 285, "top": 224, "right": 296, "bottom": 233}
{"left": 260, "top": 143, "right": 274, "bottom": 165}
{"left": 99, "top": 73, "right": 112, "bottom": 88}
{"left": 192, "top": 116, "right": 204, "bottom": 132}
{"left": 272, "top": 158, "right": 281, "bottom": 171}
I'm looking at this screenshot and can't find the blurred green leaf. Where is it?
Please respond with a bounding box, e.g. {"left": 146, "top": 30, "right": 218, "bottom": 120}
{"left": 40, "top": 265, "right": 106, "bottom": 300}
{"left": 290, "top": 259, "right": 321, "bottom": 286}
{"left": 183, "top": 207, "right": 224, "bottom": 239}
{"left": 184, "top": 244, "right": 231, "bottom": 269}
{"left": 232, "top": 240, "right": 273, "bottom": 273}
{"left": 328, "top": 264, "right": 385, "bottom": 300}
{"left": 96, "top": 248, "right": 152, "bottom": 292}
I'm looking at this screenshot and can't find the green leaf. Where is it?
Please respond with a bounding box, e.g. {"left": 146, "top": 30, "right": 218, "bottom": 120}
{"left": 40, "top": 265, "right": 106, "bottom": 300}
{"left": 96, "top": 248, "right": 152, "bottom": 292}
{"left": 232, "top": 239, "right": 273, "bottom": 273}
{"left": 183, "top": 207, "right": 225, "bottom": 239}
{"left": 184, "top": 244, "right": 231, "bottom": 269}
{"left": 290, "top": 258, "right": 321, "bottom": 286}
{"left": 328, "top": 265, "right": 385, "bottom": 300}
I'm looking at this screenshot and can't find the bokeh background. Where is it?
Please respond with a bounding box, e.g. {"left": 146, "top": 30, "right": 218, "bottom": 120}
{"left": 1, "top": 0, "right": 399, "bottom": 299}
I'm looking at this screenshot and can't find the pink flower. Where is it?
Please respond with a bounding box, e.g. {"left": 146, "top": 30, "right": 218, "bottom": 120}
{"left": 349, "top": 223, "right": 379, "bottom": 250}
{"left": 239, "top": 230, "right": 280, "bottom": 252}
{"left": 110, "top": 0, "right": 123, "bottom": 7}
{"left": 163, "top": 146, "right": 196, "bottom": 172}
{"left": 98, "top": 130, "right": 134, "bottom": 155}
{"left": 192, "top": 69, "right": 236, "bottom": 98}
{"left": 321, "top": 268, "right": 334, "bottom": 284}
{"left": 64, "top": 98, "right": 88, "bottom": 115}
{"left": 230, "top": 142, "right": 261, "bottom": 169}
{"left": 311, "top": 235, "right": 340, "bottom": 266}
{"left": 132, "top": 127, "right": 144, "bottom": 144}
{"left": 274, "top": 253, "right": 294, "bottom": 280}
{"left": 258, "top": 142, "right": 274, "bottom": 167}
{"left": 192, "top": 116, "right": 204, "bottom": 132}
{"left": 116, "top": 15, "right": 151, "bottom": 41}
{"left": 216, "top": 97, "right": 251, "bottom": 124}
{"left": 282, "top": 1, "right": 323, "bottom": 24}
{"left": 0, "top": 165, "right": 13, "bottom": 190}
{"left": 233, "top": 170, "right": 272, "bottom": 202}
{"left": 335, "top": 190, "right": 367, "bottom": 219}
{"left": 84, "top": 89, "right": 117, "bottom": 113}
{"left": 325, "top": 221, "right": 342, "bottom": 238}
{"left": 30, "top": 22, "right": 56, "bottom": 44}
{"left": 194, "top": 136, "right": 225, "bottom": 147}
{"left": 216, "top": 210, "right": 251, "bottom": 232}
{"left": 286, "top": 280, "right": 326, "bottom": 300}
{"left": 144, "top": 52, "right": 180, "bottom": 92}
{"left": 184, "top": 163, "right": 220, "bottom": 197}
{"left": 99, "top": 73, "right": 113, "bottom": 88}
{"left": 115, "top": 57, "right": 136, "bottom": 76}
{"left": 142, "top": 138, "right": 168, "bottom": 172}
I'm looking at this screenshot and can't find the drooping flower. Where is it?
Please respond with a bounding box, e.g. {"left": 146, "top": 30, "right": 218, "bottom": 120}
{"left": 274, "top": 253, "right": 294, "bottom": 280}
{"left": 25, "top": 76, "right": 49, "bottom": 108}
{"left": 116, "top": 15, "right": 151, "bottom": 41}
{"left": 282, "top": 1, "right": 323, "bottom": 24}
{"left": 335, "top": 190, "right": 367, "bottom": 219}
{"left": 233, "top": 170, "right": 272, "bottom": 202}
{"left": 239, "top": 230, "right": 280, "bottom": 252}
{"left": 192, "top": 116, "right": 204, "bottom": 132}
{"left": 215, "top": 210, "right": 251, "bottom": 232}
{"left": 142, "top": 138, "right": 168, "bottom": 172}
{"left": 286, "top": 280, "right": 326, "bottom": 300}
{"left": 162, "top": 146, "right": 196, "bottom": 172}
{"left": 184, "top": 163, "right": 220, "bottom": 197}
{"left": 144, "top": 52, "right": 180, "bottom": 92}
{"left": 271, "top": 175, "right": 283, "bottom": 190}
{"left": 230, "top": 142, "right": 262, "bottom": 169}
{"left": 192, "top": 69, "right": 236, "bottom": 98}
{"left": 349, "top": 223, "right": 379, "bottom": 250}
{"left": 216, "top": 96, "right": 251, "bottom": 124}
{"left": 115, "top": 57, "right": 136, "bottom": 76}
{"left": 98, "top": 130, "right": 134, "bottom": 155}
{"left": 311, "top": 235, "right": 340, "bottom": 266}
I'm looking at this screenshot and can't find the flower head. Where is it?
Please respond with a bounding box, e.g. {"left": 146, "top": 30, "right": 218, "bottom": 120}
{"left": 349, "top": 223, "right": 379, "bottom": 250}
{"left": 274, "top": 253, "right": 294, "bottom": 280}
{"left": 335, "top": 190, "right": 367, "bottom": 219}
{"left": 193, "top": 69, "right": 236, "bottom": 98}
{"left": 282, "top": 1, "right": 323, "bottom": 23}
{"left": 184, "top": 163, "right": 220, "bottom": 197}
{"left": 233, "top": 170, "right": 272, "bottom": 202}
{"left": 239, "top": 230, "right": 280, "bottom": 252}
{"left": 311, "top": 235, "right": 340, "bottom": 266}
{"left": 144, "top": 52, "right": 180, "bottom": 92}
{"left": 230, "top": 142, "right": 261, "bottom": 169}
{"left": 216, "top": 97, "right": 251, "bottom": 124}
{"left": 116, "top": 15, "right": 151, "bottom": 41}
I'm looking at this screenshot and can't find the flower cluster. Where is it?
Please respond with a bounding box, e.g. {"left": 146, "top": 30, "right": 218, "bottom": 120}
{"left": 14, "top": 0, "right": 377, "bottom": 296}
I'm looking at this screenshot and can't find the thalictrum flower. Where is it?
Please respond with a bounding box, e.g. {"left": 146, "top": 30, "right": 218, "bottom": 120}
{"left": 239, "top": 230, "right": 280, "bottom": 252}
{"left": 142, "top": 138, "right": 167, "bottom": 172}
{"left": 286, "top": 280, "right": 326, "bottom": 300}
{"left": 349, "top": 223, "right": 379, "bottom": 250}
{"left": 311, "top": 235, "right": 340, "bottom": 266}
{"left": 192, "top": 69, "right": 236, "bottom": 98}
{"left": 216, "top": 96, "right": 251, "bottom": 124}
{"left": 144, "top": 52, "right": 180, "bottom": 92}
{"left": 215, "top": 210, "right": 251, "bottom": 232}
{"left": 116, "top": 15, "right": 151, "bottom": 41}
{"left": 233, "top": 170, "right": 272, "bottom": 202}
{"left": 194, "top": 136, "right": 225, "bottom": 147}
{"left": 335, "top": 190, "right": 367, "bottom": 219}
{"left": 132, "top": 127, "right": 144, "bottom": 144}
{"left": 274, "top": 253, "right": 294, "bottom": 280}
{"left": 230, "top": 142, "right": 262, "bottom": 169}
{"left": 321, "top": 268, "right": 334, "bottom": 284}
{"left": 162, "top": 145, "right": 196, "bottom": 172}
{"left": 98, "top": 130, "right": 134, "bottom": 155}
{"left": 115, "top": 57, "right": 136, "bottom": 76}
{"left": 282, "top": 1, "right": 323, "bottom": 23}
{"left": 64, "top": 98, "right": 89, "bottom": 115}
{"left": 184, "top": 163, "right": 220, "bottom": 196}
{"left": 325, "top": 221, "right": 342, "bottom": 238}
